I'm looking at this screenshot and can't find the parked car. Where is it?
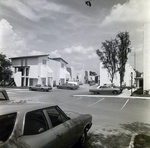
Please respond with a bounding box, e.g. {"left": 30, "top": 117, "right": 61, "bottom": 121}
{"left": 57, "top": 83, "right": 78, "bottom": 90}
{"left": 89, "top": 81, "right": 96, "bottom": 86}
{"left": 0, "top": 89, "right": 9, "bottom": 101}
{"left": 89, "top": 85, "right": 122, "bottom": 94}
{"left": 79, "top": 81, "right": 83, "bottom": 85}
{"left": 29, "top": 84, "right": 52, "bottom": 92}
{"left": 67, "top": 81, "right": 79, "bottom": 88}
{"left": 0, "top": 101, "right": 92, "bottom": 148}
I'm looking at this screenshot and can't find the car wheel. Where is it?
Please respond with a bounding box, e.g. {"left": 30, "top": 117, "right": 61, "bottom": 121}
{"left": 78, "top": 130, "right": 87, "bottom": 147}
{"left": 112, "top": 90, "right": 118, "bottom": 94}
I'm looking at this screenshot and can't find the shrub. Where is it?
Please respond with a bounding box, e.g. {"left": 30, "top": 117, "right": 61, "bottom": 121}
{"left": 133, "top": 87, "right": 143, "bottom": 95}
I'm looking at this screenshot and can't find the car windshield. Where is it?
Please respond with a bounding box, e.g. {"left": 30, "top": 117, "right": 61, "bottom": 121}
{"left": 0, "top": 113, "right": 17, "bottom": 144}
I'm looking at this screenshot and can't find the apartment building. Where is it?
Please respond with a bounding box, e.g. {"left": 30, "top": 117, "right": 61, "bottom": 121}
{"left": 10, "top": 55, "right": 70, "bottom": 87}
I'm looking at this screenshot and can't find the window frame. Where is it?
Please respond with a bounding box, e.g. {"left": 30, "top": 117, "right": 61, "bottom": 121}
{"left": 23, "top": 109, "right": 49, "bottom": 136}
{"left": 22, "top": 106, "right": 70, "bottom": 136}
{"left": 0, "top": 112, "right": 17, "bottom": 143}
{"left": 44, "top": 106, "right": 70, "bottom": 128}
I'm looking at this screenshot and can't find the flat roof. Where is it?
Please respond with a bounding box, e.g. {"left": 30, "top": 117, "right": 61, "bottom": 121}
{"left": 9, "top": 54, "right": 49, "bottom": 59}
{"left": 50, "top": 57, "right": 68, "bottom": 64}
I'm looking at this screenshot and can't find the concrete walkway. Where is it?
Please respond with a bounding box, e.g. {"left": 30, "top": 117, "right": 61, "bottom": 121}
{"left": 118, "top": 89, "right": 150, "bottom": 100}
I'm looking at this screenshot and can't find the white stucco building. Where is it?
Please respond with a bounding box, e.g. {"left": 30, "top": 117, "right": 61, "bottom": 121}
{"left": 99, "top": 62, "right": 135, "bottom": 86}
{"left": 10, "top": 54, "right": 53, "bottom": 87}
{"left": 10, "top": 55, "right": 71, "bottom": 87}
{"left": 143, "top": 23, "right": 150, "bottom": 91}
{"left": 48, "top": 58, "right": 70, "bottom": 86}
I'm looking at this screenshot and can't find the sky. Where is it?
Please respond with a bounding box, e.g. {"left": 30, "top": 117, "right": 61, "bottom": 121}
{"left": 0, "top": 0, "right": 149, "bottom": 74}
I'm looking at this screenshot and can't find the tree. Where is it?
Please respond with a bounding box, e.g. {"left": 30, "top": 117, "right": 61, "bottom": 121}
{"left": 96, "top": 39, "right": 118, "bottom": 84}
{"left": 89, "top": 71, "right": 97, "bottom": 76}
{"left": 0, "top": 53, "right": 12, "bottom": 86}
{"left": 115, "top": 31, "right": 131, "bottom": 87}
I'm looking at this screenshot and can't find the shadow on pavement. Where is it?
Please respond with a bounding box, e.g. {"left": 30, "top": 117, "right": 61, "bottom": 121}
{"left": 73, "top": 122, "right": 150, "bottom": 148}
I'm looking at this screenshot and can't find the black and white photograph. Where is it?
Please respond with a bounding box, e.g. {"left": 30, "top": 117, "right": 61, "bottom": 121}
{"left": 0, "top": 0, "right": 150, "bottom": 147}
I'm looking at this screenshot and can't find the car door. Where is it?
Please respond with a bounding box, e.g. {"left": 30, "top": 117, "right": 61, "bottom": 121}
{"left": 45, "top": 106, "right": 77, "bottom": 148}
{"left": 17, "top": 110, "right": 58, "bottom": 148}
{"left": 36, "top": 84, "right": 41, "bottom": 91}
{"left": 101, "top": 86, "right": 108, "bottom": 93}
{"left": 63, "top": 84, "right": 68, "bottom": 89}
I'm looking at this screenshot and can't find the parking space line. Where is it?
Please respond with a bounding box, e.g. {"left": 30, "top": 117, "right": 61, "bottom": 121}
{"left": 87, "top": 98, "right": 105, "bottom": 107}
{"left": 59, "top": 97, "right": 83, "bottom": 105}
{"left": 121, "top": 99, "right": 129, "bottom": 110}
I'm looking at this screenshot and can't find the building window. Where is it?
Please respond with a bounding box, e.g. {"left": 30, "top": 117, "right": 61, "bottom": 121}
{"left": 42, "top": 59, "right": 47, "bottom": 65}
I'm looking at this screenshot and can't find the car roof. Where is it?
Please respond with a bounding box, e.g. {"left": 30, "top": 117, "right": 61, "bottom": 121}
{"left": 0, "top": 100, "right": 56, "bottom": 115}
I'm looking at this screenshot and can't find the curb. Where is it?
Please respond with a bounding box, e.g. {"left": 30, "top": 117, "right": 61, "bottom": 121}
{"left": 73, "top": 94, "right": 150, "bottom": 100}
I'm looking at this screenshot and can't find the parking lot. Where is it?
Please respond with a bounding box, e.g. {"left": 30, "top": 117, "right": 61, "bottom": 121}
{"left": 3, "top": 85, "right": 150, "bottom": 147}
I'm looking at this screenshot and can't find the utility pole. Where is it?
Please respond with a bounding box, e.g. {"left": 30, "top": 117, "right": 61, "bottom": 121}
{"left": 131, "top": 72, "right": 133, "bottom": 96}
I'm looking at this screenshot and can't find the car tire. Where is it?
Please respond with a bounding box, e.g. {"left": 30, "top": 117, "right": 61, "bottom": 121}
{"left": 112, "top": 90, "right": 118, "bottom": 94}
{"left": 78, "top": 130, "right": 87, "bottom": 147}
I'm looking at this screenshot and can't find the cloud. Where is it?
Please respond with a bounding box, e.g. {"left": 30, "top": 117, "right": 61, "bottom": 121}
{"left": 64, "top": 46, "right": 94, "bottom": 54}
{"left": 0, "top": 0, "right": 40, "bottom": 21}
{"left": 101, "top": 0, "right": 150, "bottom": 27}
{"left": 28, "top": 50, "right": 44, "bottom": 55}
{"left": 0, "top": 19, "right": 29, "bottom": 58}
{"left": 62, "top": 45, "right": 99, "bottom": 71}
{"left": 50, "top": 50, "right": 61, "bottom": 57}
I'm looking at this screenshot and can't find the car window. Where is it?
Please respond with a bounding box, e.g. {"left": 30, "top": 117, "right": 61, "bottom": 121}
{"left": 0, "top": 113, "right": 17, "bottom": 144}
{"left": 24, "top": 110, "right": 48, "bottom": 135}
{"left": 0, "top": 92, "right": 6, "bottom": 100}
{"left": 46, "top": 107, "right": 68, "bottom": 127}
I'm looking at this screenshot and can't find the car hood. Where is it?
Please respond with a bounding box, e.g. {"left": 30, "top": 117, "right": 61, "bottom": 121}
{"left": 64, "top": 111, "right": 80, "bottom": 118}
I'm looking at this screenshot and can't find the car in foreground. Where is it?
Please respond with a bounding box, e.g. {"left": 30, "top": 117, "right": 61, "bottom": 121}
{"left": 0, "top": 89, "right": 9, "bottom": 101}
{"left": 0, "top": 101, "right": 92, "bottom": 148}
{"left": 89, "top": 85, "right": 122, "bottom": 94}
{"left": 57, "top": 83, "right": 78, "bottom": 90}
{"left": 29, "top": 84, "right": 52, "bottom": 92}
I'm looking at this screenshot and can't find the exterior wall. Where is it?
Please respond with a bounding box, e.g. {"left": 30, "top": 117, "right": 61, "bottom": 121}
{"left": 48, "top": 59, "right": 70, "bottom": 85}
{"left": 29, "top": 65, "right": 38, "bottom": 78}
{"left": 144, "top": 23, "right": 150, "bottom": 91}
{"left": 14, "top": 72, "right": 21, "bottom": 87}
{"left": 71, "top": 67, "right": 76, "bottom": 81}
{"left": 48, "top": 60, "right": 60, "bottom": 85}
{"left": 77, "top": 69, "right": 86, "bottom": 83}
